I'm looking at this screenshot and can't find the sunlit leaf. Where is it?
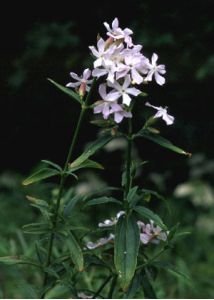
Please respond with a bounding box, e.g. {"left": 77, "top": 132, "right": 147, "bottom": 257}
{"left": 69, "top": 134, "right": 112, "bottom": 167}
{"left": 69, "top": 159, "right": 104, "bottom": 173}
{"left": 48, "top": 78, "right": 82, "bottom": 104}
{"left": 135, "top": 130, "right": 191, "bottom": 156}
{"left": 84, "top": 196, "right": 121, "bottom": 208}
{"left": 22, "top": 168, "right": 60, "bottom": 186}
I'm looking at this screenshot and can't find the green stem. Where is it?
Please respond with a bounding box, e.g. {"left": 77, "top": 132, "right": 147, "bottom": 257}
{"left": 125, "top": 118, "right": 133, "bottom": 199}
{"left": 108, "top": 275, "right": 118, "bottom": 298}
{"left": 92, "top": 275, "right": 112, "bottom": 299}
{"left": 41, "top": 79, "right": 96, "bottom": 297}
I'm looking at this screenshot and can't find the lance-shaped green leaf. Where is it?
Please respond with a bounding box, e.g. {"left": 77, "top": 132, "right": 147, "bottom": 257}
{"left": 22, "top": 168, "right": 60, "bottom": 186}
{"left": 114, "top": 214, "right": 140, "bottom": 291}
{"left": 67, "top": 233, "right": 84, "bottom": 272}
{"left": 84, "top": 196, "right": 121, "bottom": 208}
{"left": 69, "top": 134, "right": 112, "bottom": 168}
{"left": 48, "top": 78, "right": 82, "bottom": 104}
{"left": 41, "top": 160, "right": 62, "bottom": 171}
{"left": 0, "top": 256, "right": 40, "bottom": 267}
{"left": 134, "top": 206, "right": 167, "bottom": 230}
{"left": 134, "top": 130, "right": 191, "bottom": 156}
{"left": 23, "top": 222, "right": 52, "bottom": 234}
{"left": 69, "top": 159, "right": 104, "bottom": 173}
{"left": 63, "top": 194, "right": 82, "bottom": 217}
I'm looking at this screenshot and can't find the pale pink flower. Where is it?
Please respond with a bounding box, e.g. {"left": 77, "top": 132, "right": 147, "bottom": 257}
{"left": 145, "top": 53, "right": 166, "bottom": 85}
{"left": 89, "top": 38, "right": 116, "bottom": 68}
{"left": 116, "top": 54, "right": 144, "bottom": 84}
{"left": 104, "top": 18, "right": 133, "bottom": 47}
{"left": 137, "top": 220, "right": 168, "bottom": 245}
{"left": 66, "top": 68, "right": 92, "bottom": 91}
{"left": 92, "top": 60, "right": 116, "bottom": 83}
{"left": 108, "top": 75, "right": 141, "bottom": 106}
{"left": 145, "top": 102, "right": 174, "bottom": 125}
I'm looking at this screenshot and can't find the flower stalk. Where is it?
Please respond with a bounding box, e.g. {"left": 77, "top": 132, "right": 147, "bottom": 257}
{"left": 41, "top": 79, "right": 96, "bottom": 296}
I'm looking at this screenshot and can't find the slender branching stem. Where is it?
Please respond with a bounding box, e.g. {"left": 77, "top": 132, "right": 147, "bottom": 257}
{"left": 125, "top": 118, "right": 133, "bottom": 200}
{"left": 92, "top": 275, "right": 112, "bottom": 299}
{"left": 108, "top": 275, "right": 118, "bottom": 298}
{"left": 41, "top": 79, "right": 96, "bottom": 297}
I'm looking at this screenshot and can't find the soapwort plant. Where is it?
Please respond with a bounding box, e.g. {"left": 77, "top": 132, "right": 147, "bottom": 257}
{"left": 0, "top": 18, "right": 192, "bottom": 298}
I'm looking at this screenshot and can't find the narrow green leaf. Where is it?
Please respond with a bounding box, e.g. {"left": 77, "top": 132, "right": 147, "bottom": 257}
{"left": 134, "top": 206, "right": 167, "bottom": 230}
{"left": 135, "top": 130, "right": 191, "bottom": 156}
{"left": 48, "top": 78, "right": 82, "bottom": 104}
{"left": 114, "top": 214, "right": 140, "bottom": 291}
{"left": 41, "top": 160, "right": 62, "bottom": 171}
{"left": 84, "top": 196, "right": 121, "bottom": 208}
{"left": 67, "top": 233, "right": 84, "bottom": 272}
{"left": 127, "top": 186, "right": 141, "bottom": 207}
{"left": 23, "top": 222, "right": 51, "bottom": 234}
{"left": 152, "top": 261, "right": 192, "bottom": 284}
{"left": 63, "top": 194, "right": 82, "bottom": 217}
{"left": 123, "top": 271, "right": 143, "bottom": 299}
{"left": 69, "top": 159, "right": 104, "bottom": 173}
{"left": 142, "top": 269, "right": 157, "bottom": 298}
{"left": 69, "top": 134, "right": 112, "bottom": 168}
{"left": 0, "top": 256, "right": 40, "bottom": 267}
{"left": 22, "top": 168, "right": 60, "bottom": 186}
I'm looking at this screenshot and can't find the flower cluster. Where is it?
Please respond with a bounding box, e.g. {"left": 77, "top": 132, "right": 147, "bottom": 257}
{"left": 138, "top": 220, "right": 168, "bottom": 244}
{"left": 66, "top": 18, "right": 174, "bottom": 125}
{"left": 86, "top": 211, "right": 168, "bottom": 249}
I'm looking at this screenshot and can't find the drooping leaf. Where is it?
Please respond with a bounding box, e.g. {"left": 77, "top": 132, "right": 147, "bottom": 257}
{"left": 135, "top": 130, "right": 191, "bottom": 156}
{"left": 22, "top": 168, "right": 60, "bottom": 186}
{"left": 69, "top": 134, "right": 112, "bottom": 168}
{"left": 48, "top": 78, "right": 82, "bottom": 104}
{"left": 41, "top": 160, "right": 62, "bottom": 171}
{"left": 63, "top": 194, "right": 82, "bottom": 217}
{"left": 69, "top": 159, "right": 104, "bottom": 173}
{"left": 114, "top": 214, "right": 140, "bottom": 291}
{"left": 151, "top": 261, "right": 192, "bottom": 284}
{"left": 84, "top": 196, "right": 121, "bottom": 208}
{"left": 134, "top": 206, "right": 167, "bottom": 230}
{"left": 67, "top": 233, "right": 84, "bottom": 272}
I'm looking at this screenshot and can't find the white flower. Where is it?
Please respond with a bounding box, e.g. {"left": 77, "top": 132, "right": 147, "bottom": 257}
{"left": 92, "top": 60, "right": 116, "bottom": 83}
{"left": 93, "top": 83, "right": 121, "bottom": 119}
{"left": 110, "top": 103, "right": 132, "bottom": 123}
{"left": 98, "top": 211, "right": 125, "bottom": 227}
{"left": 116, "top": 54, "right": 144, "bottom": 84}
{"left": 66, "top": 68, "right": 93, "bottom": 92}
{"left": 108, "top": 75, "right": 141, "bottom": 106}
{"left": 86, "top": 233, "right": 114, "bottom": 250}
{"left": 104, "top": 18, "right": 133, "bottom": 47}
{"left": 145, "top": 102, "right": 174, "bottom": 125}
{"left": 89, "top": 38, "right": 116, "bottom": 68}
{"left": 145, "top": 53, "right": 166, "bottom": 85}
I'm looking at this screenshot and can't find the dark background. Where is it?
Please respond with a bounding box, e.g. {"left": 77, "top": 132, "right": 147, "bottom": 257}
{"left": 0, "top": 0, "right": 213, "bottom": 182}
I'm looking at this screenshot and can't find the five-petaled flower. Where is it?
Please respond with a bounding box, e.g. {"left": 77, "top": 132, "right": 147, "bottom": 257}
{"left": 146, "top": 102, "right": 175, "bottom": 125}
{"left": 108, "top": 75, "right": 141, "bottom": 106}
{"left": 145, "top": 53, "right": 166, "bottom": 86}
{"left": 66, "top": 68, "right": 93, "bottom": 97}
